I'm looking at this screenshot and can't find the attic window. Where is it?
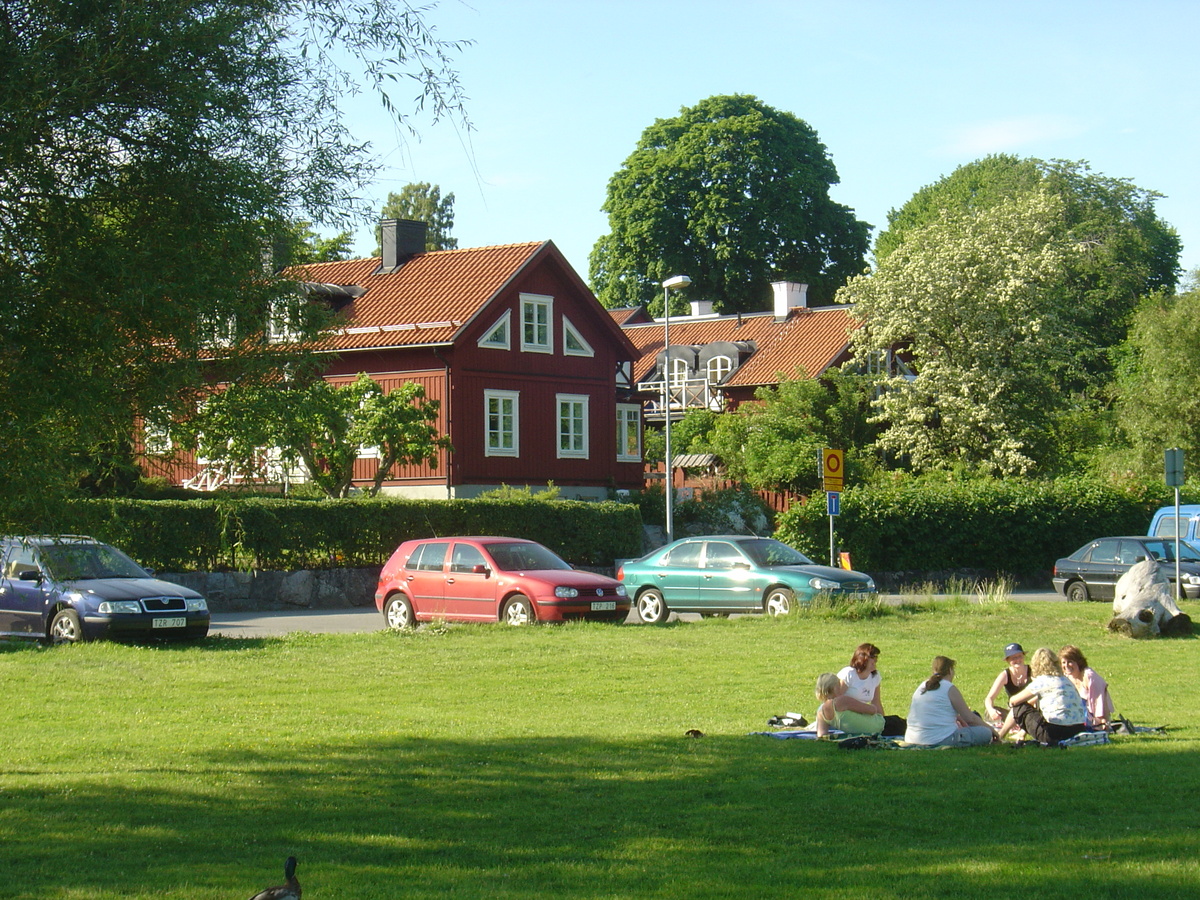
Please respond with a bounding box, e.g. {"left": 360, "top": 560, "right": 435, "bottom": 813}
{"left": 562, "top": 316, "right": 594, "bottom": 357}
{"left": 520, "top": 293, "right": 553, "bottom": 354}
{"left": 478, "top": 310, "right": 511, "bottom": 350}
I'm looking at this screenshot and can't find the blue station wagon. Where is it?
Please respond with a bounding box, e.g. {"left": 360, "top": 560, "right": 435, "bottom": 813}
{"left": 0, "top": 535, "right": 210, "bottom": 643}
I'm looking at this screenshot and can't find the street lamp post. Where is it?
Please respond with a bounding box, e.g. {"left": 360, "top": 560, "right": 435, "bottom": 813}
{"left": 661, "top": 274, "right": 691, "bottom": 543}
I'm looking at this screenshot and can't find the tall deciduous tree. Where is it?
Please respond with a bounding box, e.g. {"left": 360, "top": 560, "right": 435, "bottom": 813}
{"left": 183, "top": 373, "right": 452, "bottom": 498}
{"left": 0, "top": 0, "right": 468, "bottom": 519}
{"left": 377, "top": 183, "right": 458, "bottom": 252}
{"left": 1114, "top": 279, "right": 1200, "bottom": 470}
{"left": 844, "top": 190, "right": 1079, "bottom": 477}
{"left": 874, "top": 155, "right": 1181, "bottom": 389}
{"left": 589, "top": 94, "right": 870, "bottom": 315}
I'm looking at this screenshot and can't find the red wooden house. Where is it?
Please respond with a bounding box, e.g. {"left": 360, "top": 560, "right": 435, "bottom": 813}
{"left": 157, "top": 220, "right": 645, "bottom": 499}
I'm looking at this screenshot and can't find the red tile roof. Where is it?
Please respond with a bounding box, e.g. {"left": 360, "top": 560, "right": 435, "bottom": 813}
{"left": 618, "top": 306, "right": 860, "bottom": 388}
{"left": 290, "top": 242, "right": 545, "bottom": 351}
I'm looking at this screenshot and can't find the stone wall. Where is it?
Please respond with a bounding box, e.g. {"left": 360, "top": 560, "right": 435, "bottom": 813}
{"left": 163, "top": 567, "right": 382, "bottom": 612}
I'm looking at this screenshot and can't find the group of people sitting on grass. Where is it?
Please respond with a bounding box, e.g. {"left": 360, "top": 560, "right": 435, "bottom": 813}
{"left": 813, "top": 641, "right": 1115, "bottom": 747}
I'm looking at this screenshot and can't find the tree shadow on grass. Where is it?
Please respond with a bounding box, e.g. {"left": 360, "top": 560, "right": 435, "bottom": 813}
{"left": 3, "top": 733, "right": 1199, "bottom": 898}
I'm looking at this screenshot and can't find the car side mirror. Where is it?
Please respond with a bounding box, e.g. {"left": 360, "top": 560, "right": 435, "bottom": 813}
{"left": 1135, "top": 556, "right": 1148, "bottom": 563}
{"left": 732, "top": 561, "right": 752, "bottom": 570}
{"left": 472, "top": 564, "right": 490, "bottom": 576}
{"left": 18, "top": 569, "right": 42, "bottom": 582}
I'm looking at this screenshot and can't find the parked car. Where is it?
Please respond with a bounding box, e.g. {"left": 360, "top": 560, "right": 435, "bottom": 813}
{"left": 616, "top": 535, "right": 877, "bottom": 624}
{"left": 1052, "top": 535, "right": 1200, "bottom": 602}
{"left": 374, "top": 536, "right": 630, "bottom": 627}
{"left": 0, "top": 535, "right": 210, "bottom": 642}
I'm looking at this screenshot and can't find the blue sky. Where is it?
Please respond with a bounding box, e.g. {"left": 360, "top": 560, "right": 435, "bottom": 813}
{"left": 341, "top": 0, "right": 1200, "bottom": 285}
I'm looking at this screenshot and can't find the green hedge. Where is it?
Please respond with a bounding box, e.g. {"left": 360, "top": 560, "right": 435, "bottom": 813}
{"left": 32, "top": 498, "right": 642, "bottom": 572}
{"left": 775, "top": 478, "right": 1176, "bottom": 578}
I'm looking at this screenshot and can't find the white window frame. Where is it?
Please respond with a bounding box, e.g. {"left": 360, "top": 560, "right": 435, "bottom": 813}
{"left": 706, "top": 355, "right": 733, "bottom": 384}
{"left": 520, "top": 293, "right": 553, "bottom": 354}
{"left": 143, "top": 420, "right": 172, "bottom": 457}
{"left": 484, "top": 389, "right": 520, "bottom": 457}
{"left": 557, "top": 393, "right": 589, "bottom": 459}
{"left": 267, "top": 299, "right": 302, "bottom": 344}
{"left": 616, "top": 403, "right": 641, "bottom": 462}
{"left": 562, "top": 315, "right": 594, "bottom": 357}
{"left": 478, "top": 310, "right": 511, "bottom": 350}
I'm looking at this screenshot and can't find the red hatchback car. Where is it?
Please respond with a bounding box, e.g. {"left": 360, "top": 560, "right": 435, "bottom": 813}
{"left": 375, "top": 536, "right": 630, "bottom": 627}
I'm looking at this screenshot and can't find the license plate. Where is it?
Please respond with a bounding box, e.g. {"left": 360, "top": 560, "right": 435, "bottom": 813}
{"left": 590, "top": 601, "right": 616, "bottom": 611}
{"left": 153, "top": 617, "right": 186, "bottom": 629}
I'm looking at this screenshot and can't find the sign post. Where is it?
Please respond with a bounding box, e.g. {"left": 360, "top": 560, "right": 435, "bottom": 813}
{"left": 1166, "top": 448, "right": 1185, "bottom": 597}
{"left": 822, "top": 449, "right": 844, "bottom": 565}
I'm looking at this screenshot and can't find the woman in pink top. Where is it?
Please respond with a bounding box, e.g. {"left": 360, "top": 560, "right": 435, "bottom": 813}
{"left": 1059, "top": 645, "right": 1114, "bottom": 731}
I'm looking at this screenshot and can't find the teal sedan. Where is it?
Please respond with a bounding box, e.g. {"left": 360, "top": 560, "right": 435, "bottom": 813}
{"left": 616, "top": 535, "right": 876, "bottom": 624}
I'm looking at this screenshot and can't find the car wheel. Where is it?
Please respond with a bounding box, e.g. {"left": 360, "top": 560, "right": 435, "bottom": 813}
{"left": 764, "top": 587, "right": 795, "bottom": 616}
{"left": 49, "top": 608, "right": 83, "bottom": 643}
{"left": 502, "top": 594, "right": 535, "bottom": 626}
{"left": 384, "top": 594, "right": 415, "bottom": 630}
{"left": 636, "top": 588, "right": 669, "bottom": 625}
{"left": 1066, "top": 581, "right": 1090, "bottom": 603}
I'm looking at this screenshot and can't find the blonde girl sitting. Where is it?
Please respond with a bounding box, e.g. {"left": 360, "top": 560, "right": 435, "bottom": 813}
{"left": 814, "top": 672, "right": 885, "bottom": 738}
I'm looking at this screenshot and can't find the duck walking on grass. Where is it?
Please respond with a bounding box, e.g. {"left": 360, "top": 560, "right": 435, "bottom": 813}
{"left": 249, "top": 856, "right": 300, "bottom": 900}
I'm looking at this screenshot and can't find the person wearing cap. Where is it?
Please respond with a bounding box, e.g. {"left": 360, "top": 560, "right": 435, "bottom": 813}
{"left": 996, "top": 647, "right": 1087, "bottom": 744}
{"left": 983, "top": 642, "right": 1031, "bottom": 727}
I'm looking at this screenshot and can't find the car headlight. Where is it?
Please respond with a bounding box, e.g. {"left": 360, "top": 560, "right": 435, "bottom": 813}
{"left": 554, "top": 586, "right": 580, "bottom": 599}
{"left": 614, "top": 585, "right": 627, "bottom": 597}
{"left": 808, "top": 577, "right": 843, "bottom": 590}
{"left": 186, "top": 598, "right": 209, "bottom": 612}
{"left": 97, "top": 600, "right": 141, "bottom": 614}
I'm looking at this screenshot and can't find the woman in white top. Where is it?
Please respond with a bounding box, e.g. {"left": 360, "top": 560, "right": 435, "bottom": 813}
{"left": 904, "top": 656, "right": 996, "bottom": 747}
{"left": 838, "top": 643, "right": 906, "bottom": 735}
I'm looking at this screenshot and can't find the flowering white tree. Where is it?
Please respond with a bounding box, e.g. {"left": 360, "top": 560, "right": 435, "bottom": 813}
{"left": 843, "top": 190, "right": 1080, "bottom": 476}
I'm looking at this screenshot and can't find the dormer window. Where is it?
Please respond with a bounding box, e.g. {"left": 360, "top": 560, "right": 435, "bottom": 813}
{"left": 706, "top": 355, "right": 733, "bottom": 384}
{"left": 267, "top": 299, "right": 302, "bottom": 343}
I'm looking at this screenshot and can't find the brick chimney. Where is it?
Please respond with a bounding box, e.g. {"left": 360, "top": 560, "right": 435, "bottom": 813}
{"left": 771, "top": 281, "right": 808, "bottom": 319}
{"left": 379, "top": 218, "right": 428, "bottom": 273}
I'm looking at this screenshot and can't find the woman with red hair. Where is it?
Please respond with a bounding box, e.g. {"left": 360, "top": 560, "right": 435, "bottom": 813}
{"left": 838, "top": 642, "right": 906, "bottom": 735}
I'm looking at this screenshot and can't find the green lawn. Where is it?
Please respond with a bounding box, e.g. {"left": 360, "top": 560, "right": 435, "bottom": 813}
{"left": 2, "top": 600, "right": 1196, "bottom": 899}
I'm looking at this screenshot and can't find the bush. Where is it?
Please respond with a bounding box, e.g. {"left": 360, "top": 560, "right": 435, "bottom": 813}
{"left": 775, "top": 477, "right": 1174, "bottom": 579}
{"left": 23, "top": 497, "right": 643, "bottom": 572}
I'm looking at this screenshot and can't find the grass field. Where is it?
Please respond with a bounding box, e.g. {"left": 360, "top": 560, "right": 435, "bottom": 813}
{"left": 2, "top": 599, "right": 1197, "bottom": 899}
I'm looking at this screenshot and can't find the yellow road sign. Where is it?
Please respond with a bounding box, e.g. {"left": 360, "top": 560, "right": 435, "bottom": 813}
{"left": 822, "top": 448, "right": 844, "bottom": 491}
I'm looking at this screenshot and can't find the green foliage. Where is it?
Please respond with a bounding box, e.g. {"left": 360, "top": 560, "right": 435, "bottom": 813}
{"left": 589, "top": 94, "right": 870, "bottom": 314}
{"left": 475, "top": 482, "right": 562, "bottom": 501}
{"left": 26, "top": 497, "right": 642, "bottom": 571}
{"left": 376, "top": 182, "right": 458, "bottom": 252}
{"left": 874, "top": 155, "right": 1181, "bottom": 387}
{"left": 0, "top": 0, "right": 469, "bottom": 521}
{"left": 183, "top": 373, "right": 451, "bottom": 498}
{"left": 673, "top": 484, "right": 774, "bottom": 536}
{"left": 845, "top": 191, "right": 1079, "bottom": 476}
{"left": 1115, "top": 282, "right": 1200, "bottom": 471}
{"left": 775, "top": 476, "right": 1171, "bottom": 576}
{"left": 708, "top": 372, "right": 880, "bottom": 492}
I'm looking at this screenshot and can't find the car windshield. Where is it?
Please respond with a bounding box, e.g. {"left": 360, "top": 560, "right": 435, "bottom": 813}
{"left": 739, "top": 539, "right": 814, "bottom": 567}
{"left": 485, "top": 542, "right": 571, "bottom": 572}
{"left": 1142, "top": 539, "right": 1200, "bottom": 564}
{"left": 40, "top": 543, "right": 148, "bottom": 580}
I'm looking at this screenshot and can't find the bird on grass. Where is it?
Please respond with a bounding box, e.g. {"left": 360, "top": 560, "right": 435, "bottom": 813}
{"left": 249, "top": 856, "right": 300, "bottom": 900}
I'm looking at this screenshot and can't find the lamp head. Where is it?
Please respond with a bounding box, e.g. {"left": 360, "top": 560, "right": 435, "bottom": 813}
{"left": 662, "top": 275, "right": 691, "bottom": 291}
